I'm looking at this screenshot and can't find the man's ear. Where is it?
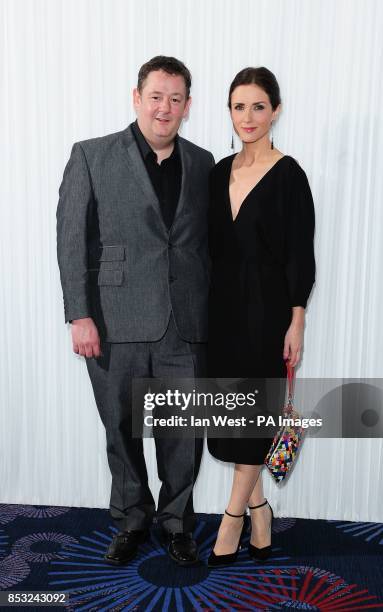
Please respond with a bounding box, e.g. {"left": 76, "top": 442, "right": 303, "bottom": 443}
{"left": 133, "top": 88, "right": 141, "bottom": 110}
{"left": 183, "top": 96, "right": 192, "bottom": 119}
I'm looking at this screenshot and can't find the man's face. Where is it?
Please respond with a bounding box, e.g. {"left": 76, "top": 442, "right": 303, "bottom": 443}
{"left": 133, "top": 70, "right": 191, "bottom": 148}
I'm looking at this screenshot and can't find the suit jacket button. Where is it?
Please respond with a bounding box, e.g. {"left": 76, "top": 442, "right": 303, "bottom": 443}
{"left": 169, "top": 276, "right": 176, "bottom": 283}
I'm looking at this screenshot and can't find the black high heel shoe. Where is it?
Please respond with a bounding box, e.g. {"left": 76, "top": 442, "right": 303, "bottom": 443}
{"left": 248, "top": 499, "right": 274, "bottom": 561}
{"left": 207, "top": 509, "right": 249, "bottom": 567}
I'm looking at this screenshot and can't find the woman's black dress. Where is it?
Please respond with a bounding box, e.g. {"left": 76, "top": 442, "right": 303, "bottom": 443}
{"left": 207, "top": 154, "right": 315, "bottom": 465}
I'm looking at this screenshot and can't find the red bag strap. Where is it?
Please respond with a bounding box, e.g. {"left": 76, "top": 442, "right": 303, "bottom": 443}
{"left": 286, "top": 361, "right": 295, "bottom": 403}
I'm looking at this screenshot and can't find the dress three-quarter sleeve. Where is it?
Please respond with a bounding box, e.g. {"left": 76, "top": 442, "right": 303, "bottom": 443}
{"left": 285, "top": 162, "right": 316, "bottom": 308}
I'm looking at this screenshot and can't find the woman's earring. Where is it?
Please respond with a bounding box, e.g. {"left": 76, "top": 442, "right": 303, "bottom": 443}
{"left": 270, "top": 122, "right": 274, "bottom": 150}
{"left": 231, "top": 132, "right": 235, "bottom": 151}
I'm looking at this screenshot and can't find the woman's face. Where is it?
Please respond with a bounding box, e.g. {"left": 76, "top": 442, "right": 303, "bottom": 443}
{"left": 230, "top": 83, "right": 279, "bottom": 145}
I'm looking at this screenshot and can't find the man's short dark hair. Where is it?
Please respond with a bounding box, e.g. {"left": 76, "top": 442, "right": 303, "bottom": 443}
{"left": 137, "top": 56, "right": 192, "bottom": 98}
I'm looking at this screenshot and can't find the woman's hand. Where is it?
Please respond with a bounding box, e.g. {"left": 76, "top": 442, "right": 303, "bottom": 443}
{"left": 283, "top": 307, "right": 305, "bottom": 367}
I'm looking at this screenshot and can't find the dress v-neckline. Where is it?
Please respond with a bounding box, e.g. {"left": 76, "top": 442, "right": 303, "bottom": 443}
{"left": 228, "top": 154, "right": 288, "bottom": 222}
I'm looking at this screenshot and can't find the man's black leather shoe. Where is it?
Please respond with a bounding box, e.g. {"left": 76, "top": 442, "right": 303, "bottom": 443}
{"left": 167, "top": 532, "right": 199, "bottom": 566}
{"left": 104, "top": 529, "right": 149, "bottom": 565}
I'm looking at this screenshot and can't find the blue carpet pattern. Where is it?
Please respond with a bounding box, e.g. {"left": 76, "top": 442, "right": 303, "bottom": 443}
{"left": 0, "top": 504, "right": 382, "bottom": 610}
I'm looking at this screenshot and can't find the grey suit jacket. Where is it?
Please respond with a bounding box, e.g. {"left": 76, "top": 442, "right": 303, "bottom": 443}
{"left": 56, "top": 124, "right": 214, "bottom": 342}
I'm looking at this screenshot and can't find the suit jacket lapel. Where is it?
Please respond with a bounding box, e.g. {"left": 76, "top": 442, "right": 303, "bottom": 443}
{"left": 175, "top": 139, "right": 193, "bottom": 221}
{"left": 118, "top": 125, "right": 193, "bottom": 230}
{"left": 118, "top": 125, "right": 168, "bottom": 231}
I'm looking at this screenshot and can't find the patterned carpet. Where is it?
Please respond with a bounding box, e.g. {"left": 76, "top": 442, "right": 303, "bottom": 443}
{"left": 0, "top": 504, "right": 382, "bottom": 610}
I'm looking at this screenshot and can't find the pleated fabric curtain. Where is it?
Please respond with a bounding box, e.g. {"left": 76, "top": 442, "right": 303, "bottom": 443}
{"left": 1, "top": 0, "right": 382, "bottom": 521}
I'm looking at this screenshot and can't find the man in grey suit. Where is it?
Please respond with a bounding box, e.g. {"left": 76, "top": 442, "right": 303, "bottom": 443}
{"left": 57, "top": 56, "right": 214, "bottom": 566}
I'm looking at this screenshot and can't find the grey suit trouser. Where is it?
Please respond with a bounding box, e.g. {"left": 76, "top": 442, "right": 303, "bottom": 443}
{"left": 86, "top": 314, "right": 205, "bottom": 533}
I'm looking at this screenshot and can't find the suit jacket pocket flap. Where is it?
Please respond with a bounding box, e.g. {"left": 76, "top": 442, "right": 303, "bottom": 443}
{"left": 98, "top": 269, "right": 124, "bottom": 286}
{"left": 99, "top": 245, "right": 125, "bottom": 261}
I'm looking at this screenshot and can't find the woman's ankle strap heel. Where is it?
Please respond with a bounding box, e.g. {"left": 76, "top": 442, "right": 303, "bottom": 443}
{"left": 248, "top": 499, "right": 268, "bottom": 510}
{"left": 225, "top": 509, "right": 247, "bottom": 518}
{"left": 248, "top": 499, "right": 273, "bottom": 562}
{"left": 207, "top": 509, "right": 248, "bottom": 567}
{"left": 249, "top": 499, "right": 274, "bottom": 519}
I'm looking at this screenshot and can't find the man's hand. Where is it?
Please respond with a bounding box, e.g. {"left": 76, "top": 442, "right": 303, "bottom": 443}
{"left": 71, "top": 318, "right": 101, "bottom": 358}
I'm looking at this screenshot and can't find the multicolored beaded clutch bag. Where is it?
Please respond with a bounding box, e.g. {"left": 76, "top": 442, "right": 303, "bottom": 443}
{"left": 264, "top": 362, "right": 305, "bottom": 483}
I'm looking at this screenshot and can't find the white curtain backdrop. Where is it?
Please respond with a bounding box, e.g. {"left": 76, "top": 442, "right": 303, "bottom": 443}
{"left": 1, "top": 0, "right": 382, "bottom": 522}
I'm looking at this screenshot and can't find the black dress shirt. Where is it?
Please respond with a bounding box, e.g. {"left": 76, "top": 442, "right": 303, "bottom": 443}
{"left": 131, "top": 121, "right": 182, "bottom": 229}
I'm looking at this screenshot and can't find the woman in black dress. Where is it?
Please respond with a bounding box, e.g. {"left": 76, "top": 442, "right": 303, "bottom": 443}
{"left": 207, "top": 67, "right": 315, "bottom": 566}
